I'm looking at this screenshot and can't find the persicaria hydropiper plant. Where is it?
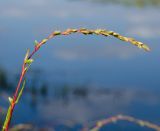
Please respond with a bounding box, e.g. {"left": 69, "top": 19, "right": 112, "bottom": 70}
{"left": 2, "top": 28, "right": 150, "bottom": 131}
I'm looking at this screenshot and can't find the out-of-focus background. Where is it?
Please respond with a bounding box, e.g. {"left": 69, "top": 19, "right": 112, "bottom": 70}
{"left": 0, "top": 0, "right": 160, "bottom": 130}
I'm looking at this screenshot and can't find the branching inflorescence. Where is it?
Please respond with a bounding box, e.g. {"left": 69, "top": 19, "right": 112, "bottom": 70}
{"left": 2, "top": 28, "right": 150, "bottom": 131}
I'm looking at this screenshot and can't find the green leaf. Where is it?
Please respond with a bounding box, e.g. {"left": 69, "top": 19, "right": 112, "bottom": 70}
{"left": 34, "top": 40, "right": 39, "bottom": 46}
{"left": 3, "top": 104, "right": 12, "bottom": 131}
{"left": 24, "top": 49, "right": 30, "bottom": 61}
{"left": 16, "top": 80, "right": 26, "bottom": 103}
{"left": 25, "top": 59, "right": 34, "bottom": 64}
{"left": 8, "top": 97, "right": 13, "bottom": 104}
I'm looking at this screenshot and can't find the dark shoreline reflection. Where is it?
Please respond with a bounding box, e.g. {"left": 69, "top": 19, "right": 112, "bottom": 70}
{"left": 1, "top": 78, "right": 160, "bottom": 130}
{"left": 69, "top": 0, "right": 160, "bottom": 7}
{"left": 0, "top": 68, "right": 8, "bottom": 90}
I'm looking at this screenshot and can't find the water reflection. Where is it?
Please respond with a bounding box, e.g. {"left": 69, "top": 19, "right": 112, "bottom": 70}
{"left": 11, "top": 87, "right": 160, "bottom": 130}
{"left": 74, "top": 0, "right": 160, "bottom": 7}
{"left": 0, "top": 68, "right": 8, "bottom": 90}
{"left": 0, "top": 0, "right": 160, "bottom": 130}
{"left": 1, "top": 72, "right": 160, "bottom": 130}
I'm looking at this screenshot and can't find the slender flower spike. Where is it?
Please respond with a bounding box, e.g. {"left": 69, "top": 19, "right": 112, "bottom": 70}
{"left": 90, "top": 115, "right": 160, "bottom": 131}
{"left": 3, "top": 28, "right": 151, "bottom": 131}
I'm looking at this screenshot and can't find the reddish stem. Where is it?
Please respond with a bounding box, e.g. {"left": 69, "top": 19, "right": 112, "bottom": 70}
{"left": 3, "top": 28, "right": 150, "bottom": 131}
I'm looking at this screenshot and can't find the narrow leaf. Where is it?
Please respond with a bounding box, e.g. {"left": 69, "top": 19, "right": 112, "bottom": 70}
{"left": 8, "top": 97, "right": 13, "bottom": 104}
{"left": 3, "top": 104, "right": 12, "bottom": 131}
{"left": 34, "top": 40, "right": 39, "bottom": 46}
{"left": 16, "top": 80, "right": 26, "bottom": 103}
{"left": 24, "top": 49, "right": 30, "bottom": 61}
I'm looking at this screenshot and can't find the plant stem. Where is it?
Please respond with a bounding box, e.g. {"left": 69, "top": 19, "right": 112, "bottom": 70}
{"left": 2, "top": 28, "right": 150, "bottom": 131}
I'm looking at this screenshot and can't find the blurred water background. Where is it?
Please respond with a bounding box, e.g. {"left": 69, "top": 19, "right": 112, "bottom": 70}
{"left": 0, "top": 0, "right": 160, "bottom": 130}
